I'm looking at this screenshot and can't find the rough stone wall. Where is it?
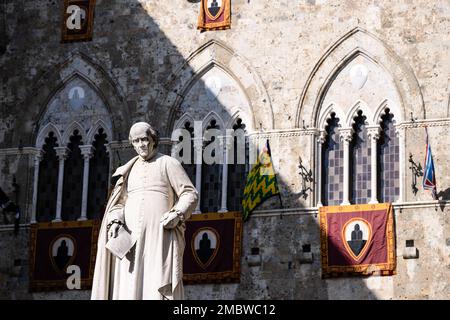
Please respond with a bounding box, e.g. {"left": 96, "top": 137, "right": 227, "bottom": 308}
{"left": 0, "top": 0, "right": 448, "bottom": 299}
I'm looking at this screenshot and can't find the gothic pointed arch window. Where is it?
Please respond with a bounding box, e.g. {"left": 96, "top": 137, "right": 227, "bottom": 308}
{"left": 36, "top": 132, "right": 59, "bottom": 222}
{"left": 322, "top": 113, "right": 343, "bottom": 206}
{"left": 227, "top": 118, "right": 248, "bottom": 211}
{"left": 87, "top": 128, "right": 110, "bottom": 219}
{"left": 201, "top": 119, "right": 222, "bottom": 213}
{"left": 61, "top": 130, "right": 84, "bottom": 221}
{"left": 350, "top": 110, "right": 371, "bottom": 204}
{"left": 170, "top": 60, "right": 255, "bottom": 214}
{"left": 319, "top": 107, "right": 401, "bottom": 206}
{"left": 377, "top": 109, "right": 400, "bottom": 203}
{"left": 32, "top": 74, "right": 114, "bottom": 223}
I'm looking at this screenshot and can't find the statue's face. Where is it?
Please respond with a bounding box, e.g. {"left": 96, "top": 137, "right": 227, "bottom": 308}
{"left": 130, "top": 126, "right": 155, "bottom": 160}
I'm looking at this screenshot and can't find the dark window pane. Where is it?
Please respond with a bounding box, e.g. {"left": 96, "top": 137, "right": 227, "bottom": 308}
{"left": 377, "top": 110, "right": 400, "bottom": 203}
{"left": 61, "top": 130, "right": 84, "bottom": 221}
{"left": 87, "top": 128, "right": 110, "bottom": 220}
{"left": 350, "top": 111, "right": 371, "bottom": 204}
{"left": 36, "top": 132, "right": 59, "bottom": 222}
{"left": 322, "top": 114, "right": 343, "bottom": 205}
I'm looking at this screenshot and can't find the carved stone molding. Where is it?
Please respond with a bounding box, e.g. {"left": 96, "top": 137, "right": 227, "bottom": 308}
{"left": 397, "top": 118, "right": 450, "bottom": 129}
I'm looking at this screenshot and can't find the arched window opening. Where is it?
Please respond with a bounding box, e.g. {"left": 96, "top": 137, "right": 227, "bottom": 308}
{"left": 61, "top": 130, "right": 84, "bottom": 220}
{"left": 377, "top": 109, "right": 400, "bottom": 203}
{"left": 87, "top": 128, "right": 109, "bottom": 219}
{"left": 179, "top": 121, "right": 196, "bottom": 185}
{"left": 200, "top": 119, "right": 222, "bottom": 213}
{"left": 227, "top": 118, "right": 247, "bottom": 211}
{"left": 36, "top": 132, "right": 59, "bottom": 222}
{"left": 322, "top": 113, "right": 343, "bottom": 206}
{"left": 350, "top": 111, "right": 371, "bottom": 204}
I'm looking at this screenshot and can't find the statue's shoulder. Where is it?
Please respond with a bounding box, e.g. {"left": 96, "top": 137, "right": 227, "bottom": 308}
{"left": 156, "top": 153, "right": 181, "bottom": 166}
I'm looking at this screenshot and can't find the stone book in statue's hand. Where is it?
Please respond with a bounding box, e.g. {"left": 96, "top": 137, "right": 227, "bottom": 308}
{"left": 105, "top": 226, "right": 136, "bottom": 260}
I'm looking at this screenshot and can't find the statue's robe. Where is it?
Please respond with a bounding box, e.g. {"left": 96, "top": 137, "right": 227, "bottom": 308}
{"left": 91, "top": 152, "right": 198, "bottom": 299}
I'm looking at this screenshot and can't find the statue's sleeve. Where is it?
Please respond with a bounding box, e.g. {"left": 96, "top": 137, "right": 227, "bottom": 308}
{"left": 165, "top": 156, "right": 199, "bottom": 221}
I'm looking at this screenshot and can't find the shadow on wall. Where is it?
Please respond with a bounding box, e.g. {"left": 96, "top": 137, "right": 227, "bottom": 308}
{"left": 1, "top": 0, "right": 378, "bottom": 300}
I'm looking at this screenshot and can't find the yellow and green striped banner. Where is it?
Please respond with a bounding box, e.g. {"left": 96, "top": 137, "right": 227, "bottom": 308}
{"left": 242, "top": 140, "right": 280, "bottom": 221}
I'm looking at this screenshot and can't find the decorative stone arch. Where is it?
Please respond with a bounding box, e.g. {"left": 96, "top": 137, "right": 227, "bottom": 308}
{"left": 373, "top": 99, "right": 401, "bottom": 126}
{"left": 345, "top": 100, "right": 374, "bottom": 127}
{"left": 225, "top": 110, "right": 250, "bottom": 130}
{"left": 174, "top": 113, "right": 195, "bottom": 130}
{"left": 296, "top": 27, "right": 424, "bottom": 129}
{"left": 17, "top": 51, "right": 130, "bottom": 147}
{"left": 87, "top": 119, "right": 113, "bottom": 144}
{"left": 62, "top": 121, "right": 87, "bottom": 145}
{"left": 318, "top": 103, "right": 346, "bottom": 131}
{"left": 202, "top": 111, "right": 225, "bottom": 132}
{"left": 36, "top": 123, "right": 63, "bottom": 149}
{"left": 159, "top": 39, "right": 273, "bottom": 137}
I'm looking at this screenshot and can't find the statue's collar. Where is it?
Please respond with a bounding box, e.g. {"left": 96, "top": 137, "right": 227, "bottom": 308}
{"left": 137, "top": 148, "right": 158, "bottom": 163}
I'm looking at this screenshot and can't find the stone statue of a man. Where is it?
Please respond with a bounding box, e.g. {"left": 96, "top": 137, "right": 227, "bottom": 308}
{"left": 91, "top": 122, "right": 198, "bottom": 300}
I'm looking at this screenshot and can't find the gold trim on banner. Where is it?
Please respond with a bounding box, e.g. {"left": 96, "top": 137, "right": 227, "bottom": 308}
{"left": 319, "top": 203, "right": 396, "bottom": 278}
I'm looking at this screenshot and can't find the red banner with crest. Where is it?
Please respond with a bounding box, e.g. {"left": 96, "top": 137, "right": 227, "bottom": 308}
{"left": 183, "top": 211, "right": 242, "bottom": 284}
{"left": 29, "top": 220, "right": 100, "bottom": 291}
{"left": 198, "top": 0, "right": 231, "bottom": 31}
{"left": 319, "top": 203, "right": 396, "bottom": 278}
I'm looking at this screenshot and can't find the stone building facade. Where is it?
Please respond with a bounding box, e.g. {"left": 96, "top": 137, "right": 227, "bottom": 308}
{"left": 0, "top": 0, "right": 449, "bottom": 299}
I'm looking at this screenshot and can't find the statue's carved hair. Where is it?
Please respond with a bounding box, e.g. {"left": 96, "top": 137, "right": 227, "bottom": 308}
{"left": 129, "top": 122, "right": 159, "bottom": 148}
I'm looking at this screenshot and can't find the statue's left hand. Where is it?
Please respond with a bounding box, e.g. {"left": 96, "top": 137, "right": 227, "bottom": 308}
{"left": 160, "top": 210, "right": 180, "bottom": 229}
{"left": 108, "top": 223, "right": 121, "bottom": 239}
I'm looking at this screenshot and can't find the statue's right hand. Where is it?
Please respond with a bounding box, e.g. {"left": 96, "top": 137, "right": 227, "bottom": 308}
{"left": 108, "top": 223, "right": 121, "bottom": 240}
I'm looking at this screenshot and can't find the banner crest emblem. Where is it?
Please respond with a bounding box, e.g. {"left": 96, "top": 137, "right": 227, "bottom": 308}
{"left": 341, "top": 218, "right": 372, "bottom": 261}
{"left": 49, "top": 234, "right": 77, "bottom": 274}
{"left": 205, "top": 0, "right": 224, "bottom": 21}
{"left": 191, "top": 227, "right": 220, "bottom": 269}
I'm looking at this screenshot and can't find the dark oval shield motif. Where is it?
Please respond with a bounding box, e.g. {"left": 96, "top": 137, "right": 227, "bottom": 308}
{"left": 49, "top": 234, "right": 77, "bottom": 275}
{"left": 341, "top": 218, "right": 372, "bottom": 261}
{"left": 205, "top": 0, "right": 225, "bottom": 21}
{"left": 191, "top": 227, "right": 220, "bottom": 269}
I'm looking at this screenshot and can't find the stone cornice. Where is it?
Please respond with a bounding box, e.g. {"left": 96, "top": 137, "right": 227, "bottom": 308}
{"left": 0, "top": 147, "right": 41, "bottom": 156}
{"left": 396, "top": 118, "right": 450, "bottom": 129}
{"left": 107, "top": 141, "right": 132, "bottom": 150}
{"left": 247, "top": 128, "right": 318, "bottom": 139}
{"left": 249, "top": 200, "right": 449, "bottom": 218}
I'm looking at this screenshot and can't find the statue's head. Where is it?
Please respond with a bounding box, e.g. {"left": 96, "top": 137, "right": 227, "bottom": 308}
{"left": 129, "top": 122, "right": 159, "bottom": 160}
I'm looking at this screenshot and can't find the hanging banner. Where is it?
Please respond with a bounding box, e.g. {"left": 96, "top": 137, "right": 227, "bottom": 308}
{"left": 183, "top": 211, "right": 242, "bottom": 284}
{"left": 198, "top": 0, "right": 231, "bottom": 31}
{"left": 61, "top": 0, "right": 96, "bottom": 43}
{"left": 319, "top": 203, "right": 396, "bottom": 278}
{"left": 29, "top": 220, "right": 100, "bottom": 291}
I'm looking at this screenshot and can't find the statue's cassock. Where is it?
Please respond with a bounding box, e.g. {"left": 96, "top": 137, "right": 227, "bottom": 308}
{"left": 91, "top": 151, "right": 198, "bottom": 299}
